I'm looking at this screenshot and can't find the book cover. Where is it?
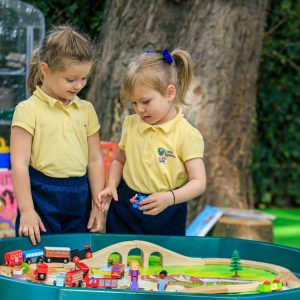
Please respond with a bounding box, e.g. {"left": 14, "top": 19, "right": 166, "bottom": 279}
{"left": 186, "top": 205, "right": 223, "bottom": 236}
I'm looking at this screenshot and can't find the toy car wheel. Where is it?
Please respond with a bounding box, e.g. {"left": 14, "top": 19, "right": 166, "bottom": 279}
{"left": 63, "top": 258, "right": 69, "bottom": 264}
{"left": 72, "top": 256, "right": 80, "bottom": 263}
{"left": 53, "top": 280, "right": 56, "bottom": 286}
{"left": 85, "top": 252, "right": 92, "bottom": 259}
{"left": 3, "top": 260, "right": 9, "bottom": 266}
{"left": 39, "top": 274, "right": 45, "bottom": 280}
{"left": 26, "top": 258, "right": 32, "bottom": 264}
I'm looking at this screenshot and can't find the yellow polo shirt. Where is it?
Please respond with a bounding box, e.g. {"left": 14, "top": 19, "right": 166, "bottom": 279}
{"left": 119, "top": 106, "right": 204, "bottom": 194}
{"left": 12, "top": 86, "right": 100, "bottom": 178}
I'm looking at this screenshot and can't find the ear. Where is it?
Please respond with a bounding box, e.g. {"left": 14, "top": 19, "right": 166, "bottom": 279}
{"left": 166, "top": 84, "right": 176, "bottom": 102}
{"left": 39, "top": 62, "right": 49, "bottom": 77}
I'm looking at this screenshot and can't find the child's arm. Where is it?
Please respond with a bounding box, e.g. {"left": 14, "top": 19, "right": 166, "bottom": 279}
{"left": 10, "top": 127, "right": 46, "bottom": 245}
{"left": 86, "top": 132, "right": 106, "bottom": 232}
{"left": 96, "top": 149, "right": 126, "bottom": 211}
{"left": 141, "top": 157, "right": 206, "bottom": 215}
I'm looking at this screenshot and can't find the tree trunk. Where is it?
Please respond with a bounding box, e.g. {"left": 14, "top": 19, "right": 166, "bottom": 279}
{"left": 88, "top": 0, "right": 269, "bottom": 222}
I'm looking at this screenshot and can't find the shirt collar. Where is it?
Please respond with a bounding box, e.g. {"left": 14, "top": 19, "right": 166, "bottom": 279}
{"left": 138, "top": 106, "right": 184, "bottom": 134}
{"left": 34, "top": 86, "right": 82, "bottom": 108}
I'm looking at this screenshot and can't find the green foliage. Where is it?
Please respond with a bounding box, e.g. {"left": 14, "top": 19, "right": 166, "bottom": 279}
{"left": 253, "top": 0, "right": 300, "bottom": 207}
{"left": 24, "top": 0, "right": 105, "bottom": 99}
{"left": 24, "top": 0, "right": 104, "bottom": 39}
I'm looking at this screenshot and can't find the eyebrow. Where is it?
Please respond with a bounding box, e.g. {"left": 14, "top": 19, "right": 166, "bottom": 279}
{"left": 132, "top": 97, "right": 151, "bottom": 102}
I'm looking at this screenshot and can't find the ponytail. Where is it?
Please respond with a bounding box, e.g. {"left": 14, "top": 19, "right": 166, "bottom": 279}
{"left": 171, "top": 49, "right": 193, "bottom": 104}
{"left": 27, "top": 48, "right": 43, "bottom": 95}
{"left": 121, "top": 48, "right": 193, "bottom": 105}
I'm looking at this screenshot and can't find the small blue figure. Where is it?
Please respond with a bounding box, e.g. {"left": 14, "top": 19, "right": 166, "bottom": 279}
{"left": 130, "top": 193, "right": 148, "bottom": 212}
{"left": 157, "top": 270, "right": 169, "bottom": 291}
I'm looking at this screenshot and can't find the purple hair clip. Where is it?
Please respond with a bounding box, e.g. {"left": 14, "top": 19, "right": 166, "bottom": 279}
{"left": 162, "top": 49, "right": 173, "bottom": 64}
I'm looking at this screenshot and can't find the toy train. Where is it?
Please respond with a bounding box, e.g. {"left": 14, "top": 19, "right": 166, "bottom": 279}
{"left": 54, "top": 261, "right": 120, "bottom": 289}
{"left": 3, "top": 245, "right": 92, "bottom": 266}
{"left": 258, "top": 279, "right": 283, "bottom": 292}
{"left": 3, "top": 249, "right": 43, "bottom": 267}
{"left": 34, "top": 263, "right": 48, "bottom": 281}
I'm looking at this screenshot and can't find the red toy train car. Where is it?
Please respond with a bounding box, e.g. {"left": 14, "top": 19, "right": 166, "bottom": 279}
{"left": 3, "top": 250, "right": 23, "bottom": 267}
{"left": 85, "top": 277, "right": 118, "bottom": 289}
{"left": 34, "top": 263, "right": 48, "bottom": 281}
{"left": 111, "top": 264, "right": 125, "bottom": 279}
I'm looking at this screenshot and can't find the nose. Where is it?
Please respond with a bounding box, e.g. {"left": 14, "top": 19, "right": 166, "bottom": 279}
{"left": 135, "top": 103, "right": 146, "bottom": 114}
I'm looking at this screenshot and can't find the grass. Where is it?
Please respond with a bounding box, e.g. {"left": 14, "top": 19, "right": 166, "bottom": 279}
{"left": 262, "top": 208, "right": 300, "bottom": 249}
{"left": 104, "top": 254, "right": 276, "bottom": 281}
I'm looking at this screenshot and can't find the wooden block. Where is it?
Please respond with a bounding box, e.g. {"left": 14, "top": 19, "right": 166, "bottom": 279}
{"left": 210, "top": 216, "right": 273, "bottom": 242}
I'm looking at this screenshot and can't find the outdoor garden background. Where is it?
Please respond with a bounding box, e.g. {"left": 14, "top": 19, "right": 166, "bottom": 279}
{"left": 1, "top": 0, "right": 299, "bottom": 247}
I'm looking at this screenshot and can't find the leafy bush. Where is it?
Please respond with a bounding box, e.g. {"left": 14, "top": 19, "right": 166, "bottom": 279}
{"left": 25, "top": 0, "right": 105, "bottom": 98}
{"left": 25, "top": 0, "right": 104, "bottom": 39}
{"left": 253, "top": 0, "right": 300, "bottom": 207}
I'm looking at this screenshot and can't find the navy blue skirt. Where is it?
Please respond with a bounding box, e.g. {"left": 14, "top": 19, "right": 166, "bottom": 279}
{"left": 106, "top": 179, "right": 187, "bottom": 236}
{"left": 15, "top": 166, "right": 91, "bottom": 236}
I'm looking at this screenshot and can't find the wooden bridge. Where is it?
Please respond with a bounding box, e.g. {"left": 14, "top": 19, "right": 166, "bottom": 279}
{"left": 81, "top": 240, "right": 204, "bottom": 268}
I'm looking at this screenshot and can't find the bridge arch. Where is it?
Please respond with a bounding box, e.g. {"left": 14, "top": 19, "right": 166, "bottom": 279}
{"left": 81, "top": 240, "right": 204, "bottom": 268}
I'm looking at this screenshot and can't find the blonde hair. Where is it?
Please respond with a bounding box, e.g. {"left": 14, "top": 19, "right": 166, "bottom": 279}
{"left": 129, "top": 260, "right": 140, "bottom": 270}
{"left": 28, "top": 25, "right": 95, "bottom": 95}
{"left": 120, "top": 49, "right": 192, "bottom": 104}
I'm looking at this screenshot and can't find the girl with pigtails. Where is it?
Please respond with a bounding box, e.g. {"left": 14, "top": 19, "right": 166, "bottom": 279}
{"left": 98, "top": 49, "right": 206, "bottom": 235}
{"left": 10, "top": 25, "right": 106, "bottom": 245}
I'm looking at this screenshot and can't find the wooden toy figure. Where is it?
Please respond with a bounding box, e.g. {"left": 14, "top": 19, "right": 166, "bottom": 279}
{"left": 157, "top": 270, "right": 169, "bottom": 291}
{"left": 11, "top": 267, "right": 25, "bottom": 280}
{"left": 129, "top": 260, "right": 140, "bottom": 290}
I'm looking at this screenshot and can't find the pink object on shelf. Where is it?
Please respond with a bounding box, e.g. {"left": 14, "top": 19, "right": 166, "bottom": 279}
{"left": 0, "top": 171, "right": 17, "bottom": 226}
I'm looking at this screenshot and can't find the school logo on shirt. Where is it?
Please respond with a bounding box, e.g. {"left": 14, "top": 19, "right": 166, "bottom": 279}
{"left": 157, "top": 147, "right": 176, "bottom": 164}
{"left": 158, "top": 148, "right": 165, "bottom": 156}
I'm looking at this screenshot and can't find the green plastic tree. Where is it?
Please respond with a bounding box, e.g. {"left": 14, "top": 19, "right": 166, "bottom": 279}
{"left": 230, "top": 249, "right": 243, "bottom": 278}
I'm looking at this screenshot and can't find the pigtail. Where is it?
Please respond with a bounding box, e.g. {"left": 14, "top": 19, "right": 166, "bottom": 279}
{"left": 27, "top": 48, "right": 43, "bottom": 95}
{"left": 171, "top": 49, "right": 193, "bottom": 104}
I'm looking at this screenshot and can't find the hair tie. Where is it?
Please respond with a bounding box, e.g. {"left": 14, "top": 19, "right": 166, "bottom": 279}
{"left": 162, "top": 49, "right": 173, "bottom": 64}
{"left": 145, "top": 50, "right": 153, "bottom": 53}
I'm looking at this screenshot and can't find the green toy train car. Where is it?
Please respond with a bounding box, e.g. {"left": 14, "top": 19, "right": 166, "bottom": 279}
{"left": 258, "top": 279, "right": 283, "bottom": 292}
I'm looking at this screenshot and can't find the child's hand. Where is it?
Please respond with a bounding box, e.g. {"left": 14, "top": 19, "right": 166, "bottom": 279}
{"left": 96, "top": 186, "right": 118, "bottom": 212}
{"left": 87, "top": 205, "right": 104, "bottom": 232}
{"left": 139, "top": 192, "right": 173, "bottom": 215}
{"left": 19, "top": 210, "right": 46, "bottom": 245}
